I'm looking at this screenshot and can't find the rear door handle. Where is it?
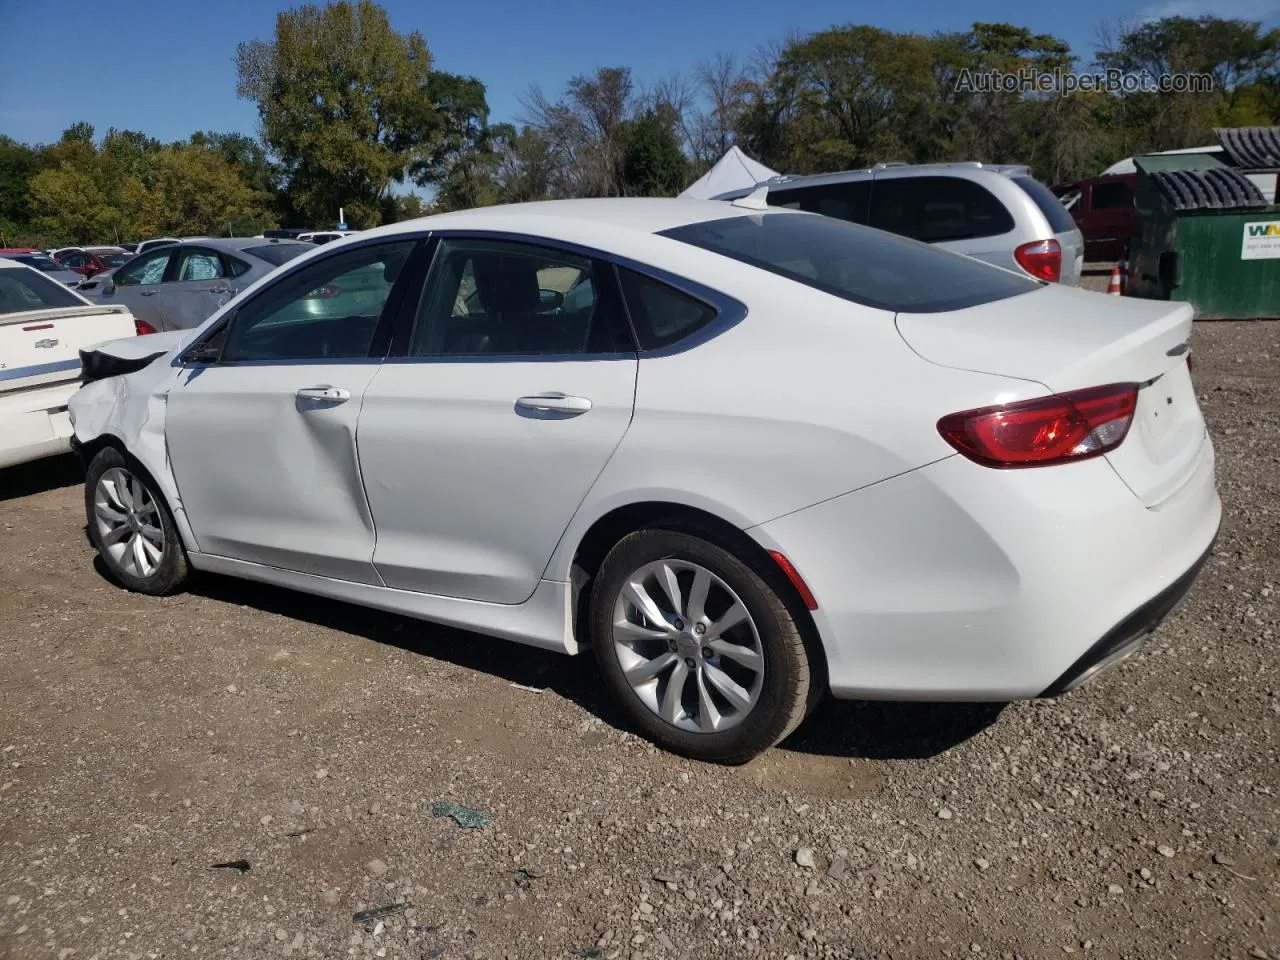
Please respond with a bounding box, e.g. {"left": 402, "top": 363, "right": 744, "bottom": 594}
{"left": 516, "top": 394, "right": 592, "bottom": 414}
{"left": 208, "top": 285, "right": 229, "bottom": 294}
{"left": 296, "top": 386, "right": 351, "bottom": 402}
{"left": 140, "top": 289, "right": 157, "bottom": 296}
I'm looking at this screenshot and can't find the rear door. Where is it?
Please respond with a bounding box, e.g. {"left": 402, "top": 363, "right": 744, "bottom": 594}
{"left": 357, "top": 235, "right": 638, "bottom": 603}
{"left": 160, "top": 247, "right": 240, "bottom": 330}
{"left": 100, "top": 248, "right": 175, "bottom": 331}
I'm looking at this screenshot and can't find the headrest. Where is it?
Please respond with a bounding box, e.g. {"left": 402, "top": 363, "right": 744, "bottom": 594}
{"left": 473, "top": 255, "right": 541, "bottom": 315}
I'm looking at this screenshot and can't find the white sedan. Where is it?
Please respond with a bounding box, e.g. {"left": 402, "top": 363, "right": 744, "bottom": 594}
{"left": 67, "top": 197, "right": 1220, "bottom": 762}
{"left": 0, "top": 257, "right": 138, "bottom": 470}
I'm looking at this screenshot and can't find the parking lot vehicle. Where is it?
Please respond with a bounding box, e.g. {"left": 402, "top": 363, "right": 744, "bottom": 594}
{"left": 1051, "top": 174, "right": 1136, "bottom": 262}
{"left": 713, "top": 162, "right": 1085, "bottom": 285}
{"left": 0, "top": 248, "right": 84, "bottom": 287}
{"left": 76, "top": 237, "right": 313, "bottom": 332}
{"left": 263, "top": 228, "right": 313, "bottom": 240}
{"left": 69, "top": 198, "right": 1219, "bottom": 762}
{"left": 0, "top": 257, "right": 136, "bottom": 469}
{"left": 52, "top": 246, "right": 131, "bottom": 278}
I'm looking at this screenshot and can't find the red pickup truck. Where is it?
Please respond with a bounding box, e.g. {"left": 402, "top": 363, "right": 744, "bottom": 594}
{"left": 1050, "top": 174, "right": 1135, "bottom": 263}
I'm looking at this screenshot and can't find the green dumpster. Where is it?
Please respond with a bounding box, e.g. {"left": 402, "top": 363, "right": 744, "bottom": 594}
{"left": 1127, "top": 152, "right": 1280, "bottom": 319}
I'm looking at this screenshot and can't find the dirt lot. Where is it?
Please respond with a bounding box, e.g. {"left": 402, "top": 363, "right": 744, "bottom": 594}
{"left": 1, "top": 305, "right": 1278, "bottom": 959}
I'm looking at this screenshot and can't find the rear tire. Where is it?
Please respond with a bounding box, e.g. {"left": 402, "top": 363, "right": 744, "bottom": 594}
{"left": 85, "top": 447, "right": 189, "bottom": 596}
{"left": 590, "top": 529, "right": 813, "bottom": 764}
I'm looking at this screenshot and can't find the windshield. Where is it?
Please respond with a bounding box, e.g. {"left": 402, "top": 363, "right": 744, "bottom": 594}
{"left": 245, "top": 242, "right": 313, "bottom": 266}
{"left": 660, "top": 212, "right": 1039, "bottom": 314}
{"left": 0, "top": 265, "right": 85, "bottom": 314}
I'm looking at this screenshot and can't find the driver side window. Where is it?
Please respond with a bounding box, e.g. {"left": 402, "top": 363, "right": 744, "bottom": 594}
{"left": 221, "top": 240, "right": 417, "bottom": 362}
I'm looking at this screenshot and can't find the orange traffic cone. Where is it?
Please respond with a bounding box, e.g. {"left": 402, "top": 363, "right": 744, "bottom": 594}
{"left": 1107, "top": 263, "right": 1122, "bottom": 295}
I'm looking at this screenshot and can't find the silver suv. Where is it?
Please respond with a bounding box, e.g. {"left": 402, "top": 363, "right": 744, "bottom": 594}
{"left": 713, "top": 162, "right": 1084, "bottom": 286}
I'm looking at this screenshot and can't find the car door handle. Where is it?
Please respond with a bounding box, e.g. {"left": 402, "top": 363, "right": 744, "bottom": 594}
{"left": 296, "top": 386, "right": 351, "bottom": 402}
{"left": 140, "top": 289, "right": 157, "bottom": 296}
{"left": 208, "top": 285, "right": 229, "bottom": 294}
{"left": 516, "top": 394, "right": 592, "bottom": 414}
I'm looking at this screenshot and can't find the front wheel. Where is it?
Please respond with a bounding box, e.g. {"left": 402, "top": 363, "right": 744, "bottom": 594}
{"left": 85, "top": 446, "right": 189, "bottom": 595}
{"left": 590, "top": 529, "right": 815, "bottom": 764}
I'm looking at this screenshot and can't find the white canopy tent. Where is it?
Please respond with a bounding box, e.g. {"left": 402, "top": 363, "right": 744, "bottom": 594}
{"left": 679, "top": 146, "right": 779, "bottom": 199}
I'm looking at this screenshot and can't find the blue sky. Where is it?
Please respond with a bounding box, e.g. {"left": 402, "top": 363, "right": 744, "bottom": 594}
{"left": 2, "top": 0, "right": 1278, "bottom": 148}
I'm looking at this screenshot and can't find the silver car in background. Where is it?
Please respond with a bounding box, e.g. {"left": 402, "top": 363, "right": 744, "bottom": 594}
{"left": 78, "top": 238, "right": 314, "bottom": 332}
{"left": 713, "top": 162, "right": 1084, "bottom": 285}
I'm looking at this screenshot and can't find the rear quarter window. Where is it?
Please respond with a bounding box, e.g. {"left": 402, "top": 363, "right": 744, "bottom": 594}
{"left": 1013, "top": 176, "right": 1079, "bottom": 234}
{"left": 618, "top": 268, "right": 718, "bottom": 350}
{"left": 661, "top": 212, "right": 1039, "bottom": 314}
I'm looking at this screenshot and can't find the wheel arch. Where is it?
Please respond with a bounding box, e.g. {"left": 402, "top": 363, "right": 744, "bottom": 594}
{"left": 78, "top": 431, "right": 200, "bottom": 554}
{"left": 564, "top": 499, "right": 827, "bottom": 695}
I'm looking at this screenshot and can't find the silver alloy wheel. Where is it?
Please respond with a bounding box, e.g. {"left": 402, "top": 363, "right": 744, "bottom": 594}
{"left": 93, "top": 466, "right": 166, "bottom": 579}
{"left": 612, "top": 559, "right": 764, "bottom": 734}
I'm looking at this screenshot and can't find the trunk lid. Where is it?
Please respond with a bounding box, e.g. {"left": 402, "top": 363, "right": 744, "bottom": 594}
{"left": 898, "top": 284, "right": 1206, "bottom": 507}
{"left": 0, "top": 304, "right": 137, "bottom": 394}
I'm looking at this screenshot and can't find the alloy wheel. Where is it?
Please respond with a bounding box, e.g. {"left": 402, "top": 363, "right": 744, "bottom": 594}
{"left": 93, "top": 467, "right": 166, "bottom": 579}
{"left": 611, "top": 559, "right": 764, "bottom": 734}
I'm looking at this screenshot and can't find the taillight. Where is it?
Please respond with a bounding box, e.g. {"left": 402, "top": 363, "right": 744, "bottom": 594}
{"left": 1014, "top": 239, "right": 1062, "bottom": 282}
{"left": 938, "top": 383, "right": 1139, "bottom": 469}
{"left": 134, "top": 318, "right": 157, "bottom": 335}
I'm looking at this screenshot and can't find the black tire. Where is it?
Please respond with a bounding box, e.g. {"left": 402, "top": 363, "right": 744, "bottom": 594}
{"left": 590, "top": 528, "right": 815, "bottom": 764}
{"left": 84, "top": 446, "right": 189, "bottom": 596}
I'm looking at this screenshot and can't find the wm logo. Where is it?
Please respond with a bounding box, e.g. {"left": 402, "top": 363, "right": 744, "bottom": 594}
{"left": 1246, "top": 222, "right": 1280, "bottom": 237}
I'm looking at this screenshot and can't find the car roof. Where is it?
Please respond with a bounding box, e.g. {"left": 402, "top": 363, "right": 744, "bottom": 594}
{"left": 358, "top": 198, "right": 781, "bottom": 244}
{"left": 712, "top": 162, "right": 1036, "bottom": 199}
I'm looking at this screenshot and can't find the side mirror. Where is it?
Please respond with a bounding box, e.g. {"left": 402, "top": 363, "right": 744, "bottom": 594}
{"left": 180, "top": 340, "right": 222, "bottom": 365}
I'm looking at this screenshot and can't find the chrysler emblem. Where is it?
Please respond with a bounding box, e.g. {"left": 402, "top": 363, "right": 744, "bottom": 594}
{"left": 34, "top": 338, "right": 59, "bottom": 349}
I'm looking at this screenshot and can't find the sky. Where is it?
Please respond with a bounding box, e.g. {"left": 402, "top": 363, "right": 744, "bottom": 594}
{"left": 2, "top": 0, "right": 1279, "bottom": 149}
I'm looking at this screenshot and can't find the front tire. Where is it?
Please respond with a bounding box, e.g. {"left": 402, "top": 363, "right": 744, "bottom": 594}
{"left": 590, "top": 529, "right": 814, "bottom": 764}
{"left": 85, "top": 447, "right": 189, "bottom": 595}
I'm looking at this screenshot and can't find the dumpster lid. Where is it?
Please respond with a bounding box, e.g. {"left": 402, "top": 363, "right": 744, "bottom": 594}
{"left": 1213, "top": 126, "right": 1280, "bottom": 170}
{"left": 1147, "top": 166, "right": 1267, "bottom": 211}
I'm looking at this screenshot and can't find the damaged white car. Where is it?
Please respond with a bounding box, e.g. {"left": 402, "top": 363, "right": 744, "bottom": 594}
{"left": 69, "top": 199, "right": 1219, "bottom": 763}
{"left": 0, "top": 257, "right": 139, "bottom": 470}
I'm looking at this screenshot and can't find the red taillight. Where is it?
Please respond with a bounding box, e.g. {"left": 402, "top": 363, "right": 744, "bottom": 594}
{"left": 1014, "top": 238, "right": 1062, "bottom": 282}
{"left": 134, "top": 318, "right": 157, "bottom": 335}
{"left": 937, "top": 383, "right": 1139, "bottom": 469}
{"left": 303, "top": 284, "right": 341, "bottom": 299}
{"left": 768, "top": 551, "right": 818, "bottom": 610}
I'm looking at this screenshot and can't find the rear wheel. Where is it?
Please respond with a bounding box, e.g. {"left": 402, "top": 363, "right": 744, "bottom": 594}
{"left": 85, "top": 447, "right": 189, "bottom": 595}
{"left": 590, "top": 529, "right": 814, "bottom": 763}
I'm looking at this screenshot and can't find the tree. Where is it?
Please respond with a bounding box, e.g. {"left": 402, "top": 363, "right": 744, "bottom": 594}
{"left": 235, "top": 0, "right": 489, "bottom": 227}
{"left": 522, "top": 67, "right": 636, "bottom": 196}
{"left": 620, "top": 111, "right": 689, "bottom": 196}
{"left": 0, "top": 136, "right": 47, "bottom": 237}
{"left": 151, "top": 143, "right": 276, "bottom": 236}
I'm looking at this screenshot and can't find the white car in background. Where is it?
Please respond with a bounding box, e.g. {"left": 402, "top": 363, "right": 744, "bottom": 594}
{"left": 0, "top": 258, "right": 138, "bottom": 469}
{"left": 297, "top": 230, "right": 358, "bottom": 245}
{"left": 68, "top": 198, "right": 1219, "bottom": 762}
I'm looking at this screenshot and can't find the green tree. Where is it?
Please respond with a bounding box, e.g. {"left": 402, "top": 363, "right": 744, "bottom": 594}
{"left": 0, "top": 136, "right": 47, "bottom": 237}
{"left": 620, "top": 111, "right": 689, "bottom": 196}
{"left": 235, "top": 0, "right": 488, "bottom": 227}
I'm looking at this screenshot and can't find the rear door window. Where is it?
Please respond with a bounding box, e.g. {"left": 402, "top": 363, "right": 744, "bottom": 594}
{"left": 1013, "top": 176, "right": 1079, "bottom": 233}
{"left": 870, "top": 176, "right": 1015, "bottom": 242}
{"left": 661, "top": 212, "right": 1039, "bottom": 314}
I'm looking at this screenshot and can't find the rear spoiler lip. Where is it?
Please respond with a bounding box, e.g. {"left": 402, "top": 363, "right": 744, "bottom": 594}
{"left": 0, "top": 303, "right": 129, "bottom": 327}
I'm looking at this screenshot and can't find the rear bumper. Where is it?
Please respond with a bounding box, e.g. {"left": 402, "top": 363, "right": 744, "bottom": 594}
{"left": 748, "top": 435, "right": 1220, "bottom": 701}
{"left": 1038, "top": 532, "right": 1216, "bottom": 696}
{"left": 0, "top": 380, "right": 78, "bottom": 470}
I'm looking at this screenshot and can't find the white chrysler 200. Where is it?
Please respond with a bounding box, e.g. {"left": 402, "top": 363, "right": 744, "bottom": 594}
{"left": 68, "top": 197, "right": 1220, "bottom": 763}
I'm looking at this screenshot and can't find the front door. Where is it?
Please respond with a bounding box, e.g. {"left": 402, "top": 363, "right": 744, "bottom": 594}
{"left": 357, "top": 235, "right": 638, "bottom": 604}
{"left": 101, "top": 248, "right": 174, "bottom": 331}
{"left": 164, "top": 238, "right": 422, "bottom": 582}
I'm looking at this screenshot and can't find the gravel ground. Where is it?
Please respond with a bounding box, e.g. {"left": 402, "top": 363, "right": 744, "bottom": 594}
{"left": 1, "top": 310, "right": 1277, "bottom": 960}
